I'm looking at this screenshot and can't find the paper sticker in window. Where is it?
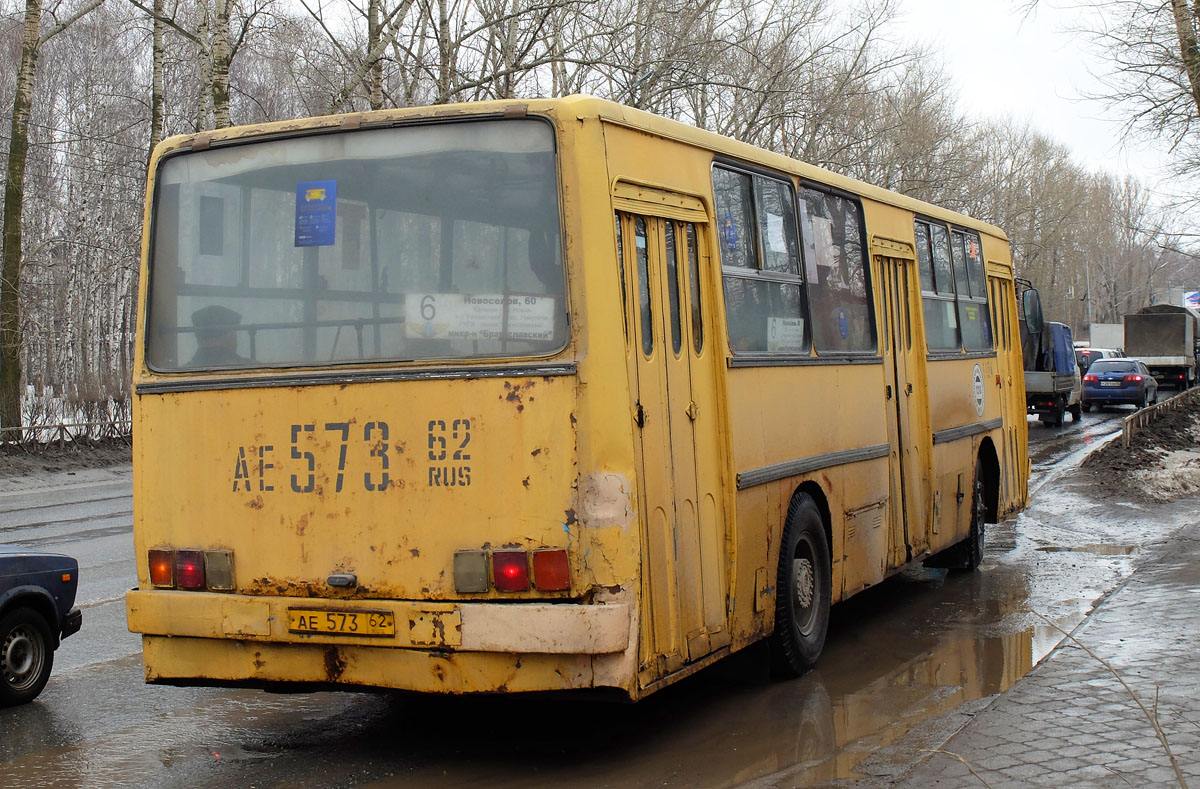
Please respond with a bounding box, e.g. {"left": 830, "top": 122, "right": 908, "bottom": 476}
{"left": 405, "top": 294, "right": 556, "bottom": 342}
{"left": 295, "top": 179, "right": 337, "bottom": 247}
{"left": 766, "top": 212, "right": 786, "bottom": 253}
{"left": 812, "top": 216, "right": 834, "bottom": 267}
{"left": 768, "top": 317, "right": 805, "bottom": 352}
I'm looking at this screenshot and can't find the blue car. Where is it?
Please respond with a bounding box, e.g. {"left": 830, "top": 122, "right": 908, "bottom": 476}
{"left": 0, "top": 550, "right": 81, "bottom": 706}
{"left": 1082, "top": 358, "right": 1159, "bottom": 410}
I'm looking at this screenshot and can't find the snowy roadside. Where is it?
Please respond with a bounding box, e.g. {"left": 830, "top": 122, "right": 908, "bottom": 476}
{"left": 0, "top": 438, "right": 131, "bottom": 481}
{"left": 1080, "top": 404, "right": 1200, "bottom": 501}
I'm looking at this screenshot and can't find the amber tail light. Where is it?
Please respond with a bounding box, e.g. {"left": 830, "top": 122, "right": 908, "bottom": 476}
{"left": 149, "top": 549, "right": 175, "bottom": 587}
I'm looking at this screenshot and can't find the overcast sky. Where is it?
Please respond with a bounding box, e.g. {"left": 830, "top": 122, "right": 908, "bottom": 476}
{"left": 893, "top": 0, "right": 1169, "bottom": 185}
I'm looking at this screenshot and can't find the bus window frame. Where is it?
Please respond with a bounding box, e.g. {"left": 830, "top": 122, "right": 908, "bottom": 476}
{"left": 951, "top": 226, "right": 994, "bottom": 353}
{"left": 913, "top": 214, "right": 997, "bottom": 360}
{"left": 710, "top": 159, "right": 812, "bottom": 362}
{"left": 141, "top": 114, "right": 572, "bottom": 376}
{"left": 797, "top": 178, "right": 879, "bottom": 358}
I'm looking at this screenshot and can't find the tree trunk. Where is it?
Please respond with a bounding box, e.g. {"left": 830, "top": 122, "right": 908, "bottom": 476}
{"left": 0, "top": 0, "right": 43, "bottom": 434}
{"left": 369, "top": 0, "right": 383, "bottom": 110}
{"left": 149, "top": 0, "right": 165, "bottom": 161}
{"left": 436, "top": 0, "right": 452, "bottom": 103}
{"left": 1170, "top": 0, "right": 1200, "bottom": 115}
{"left": 211, "top": 0, "right": 232, "bottom": 128}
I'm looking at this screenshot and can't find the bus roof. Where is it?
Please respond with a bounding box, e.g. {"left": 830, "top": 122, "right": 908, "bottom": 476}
{"left": 154, "top": 94, "right": 1008, "bottom": 243}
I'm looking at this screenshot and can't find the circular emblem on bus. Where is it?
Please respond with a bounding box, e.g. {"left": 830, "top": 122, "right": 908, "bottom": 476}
{"left": 972, "top": 363, "right": 986, "bottom": 416}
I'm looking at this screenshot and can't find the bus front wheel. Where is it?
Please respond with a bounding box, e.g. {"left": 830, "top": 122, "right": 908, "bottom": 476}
{"left": 769, "top": 494, "right": 831, "bottom": 677}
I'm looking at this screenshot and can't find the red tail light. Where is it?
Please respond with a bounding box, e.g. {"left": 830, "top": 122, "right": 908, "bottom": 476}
{"left": 176, "top": 550, "right": 206, "bottom": 590}
{"left": 1124, "top": 374, "right": 1143, "bottom": 382}
{"left": 532, "top": 549, "right": 570, "bottom": 591}
{"left": 1083, "top": 374, "right": 1098, "bottom": 382}
{"left": 492, "top": 551, "right": 529, "bottom": 592}
{"left": 149, "top": 549, "right": 175, "bottom": 587}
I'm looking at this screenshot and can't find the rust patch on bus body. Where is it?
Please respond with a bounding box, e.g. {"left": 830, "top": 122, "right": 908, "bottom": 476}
{"left": 323, "top": 647, "right": 346, "bottom": 681}
{"left": 502, "top": 380, "right": 536, "bottom": 412}
{"left": 246, "top": 576, "right": 397, "bottom": 600}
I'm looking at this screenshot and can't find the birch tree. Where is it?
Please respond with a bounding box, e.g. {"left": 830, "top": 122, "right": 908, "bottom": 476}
{"left": 1, "top": 0, "right": 106, "bottom": 432}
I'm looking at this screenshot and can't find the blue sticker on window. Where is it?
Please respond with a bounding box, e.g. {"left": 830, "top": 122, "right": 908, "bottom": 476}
{"left": 295, "top": 180, "right": 337, "bottom": 247}
{"left": 837, "top": 307, "right": 849, "bottom": 339}
{"left": 723, "top": 213, "right": 738, "bottom": 250}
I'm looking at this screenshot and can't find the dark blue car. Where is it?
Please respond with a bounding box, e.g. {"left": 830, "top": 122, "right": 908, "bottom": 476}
{"left": 1082, "top": 358, "right": 1159, "bottom": 410}
{"left": 0, "top": 550, "right": 81, "bottom": 706}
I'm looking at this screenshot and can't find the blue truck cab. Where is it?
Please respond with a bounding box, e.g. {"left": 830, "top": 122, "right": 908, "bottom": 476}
{"left": 0, "top": 550, "right": 82, "bottom": 705}
{"left": 1022, "top": 321, "right": 1084, "bottom": 425}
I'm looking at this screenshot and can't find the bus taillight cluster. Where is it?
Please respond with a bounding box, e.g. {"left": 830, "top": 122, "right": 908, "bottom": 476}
{"left": 453, "top": 548, "right": 570, "bottom": 594}
{"left": 148, "top": 548, "right": 234, "bottom": 591}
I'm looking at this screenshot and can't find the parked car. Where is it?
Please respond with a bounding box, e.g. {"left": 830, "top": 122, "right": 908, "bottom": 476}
{"left": 1082, "top": 358, "right": 1160, "bottom": 410}
{"left": 0, "top": 550, "right": 82, "bottom": 706}
{"left": 1075, "top": 347, "right": 1122, "bottom": 373}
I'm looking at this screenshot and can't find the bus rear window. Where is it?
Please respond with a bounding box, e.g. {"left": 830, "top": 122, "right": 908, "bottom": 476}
{"left": 146, "top": 119, "right": 565, "bottom": 371}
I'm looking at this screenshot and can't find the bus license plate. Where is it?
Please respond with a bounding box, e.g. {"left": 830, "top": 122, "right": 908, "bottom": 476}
{"left": 287, "top": 609, "right": 395, "bottom": 637}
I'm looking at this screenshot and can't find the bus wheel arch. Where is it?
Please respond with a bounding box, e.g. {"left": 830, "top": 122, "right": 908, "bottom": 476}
{"left": 977, "top": 438, "right": 1000, "bottom": 524}
{"left": 768, "top": 485, "right": 832, "bottom": 678}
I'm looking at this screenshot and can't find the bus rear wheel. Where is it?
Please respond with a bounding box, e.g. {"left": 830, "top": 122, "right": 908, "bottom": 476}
{"left": 769, "top": 494, "right": 831, "bottom": 678}
{"left": 960, "top": 464, "right": 987, "bottom": 571}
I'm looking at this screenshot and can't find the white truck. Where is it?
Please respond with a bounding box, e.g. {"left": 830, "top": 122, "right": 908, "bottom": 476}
{"left": 1124, "top": 306, "right": 1200, "bottom": 390}
{"left": 1087, "top": 323, "right": 1124, "bottom": 352}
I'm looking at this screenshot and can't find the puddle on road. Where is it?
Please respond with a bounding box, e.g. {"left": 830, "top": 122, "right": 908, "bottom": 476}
{"left": 1037, "top": 544, "right": 1136, "bottom": 555}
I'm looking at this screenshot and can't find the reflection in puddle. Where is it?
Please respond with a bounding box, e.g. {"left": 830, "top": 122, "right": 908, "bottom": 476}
{"left": 1037, "top": 544, "right": 1136, "bottom": 555}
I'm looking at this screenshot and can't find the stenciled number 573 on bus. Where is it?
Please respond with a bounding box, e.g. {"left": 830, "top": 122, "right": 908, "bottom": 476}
{"left": 126, "top": 96, "right": 1037, "bottom": 700}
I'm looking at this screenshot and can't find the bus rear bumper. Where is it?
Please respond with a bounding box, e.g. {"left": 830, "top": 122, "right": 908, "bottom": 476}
{"left": 126, "top": 589, "right": 637, "bottom": 694}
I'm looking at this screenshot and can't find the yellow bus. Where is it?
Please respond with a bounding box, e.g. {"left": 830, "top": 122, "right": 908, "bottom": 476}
{"left": 126, "top": 96, "right": 1034, "bottom": 699}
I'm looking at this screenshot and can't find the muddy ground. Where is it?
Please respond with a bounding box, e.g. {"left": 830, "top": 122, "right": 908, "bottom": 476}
{"left": 0, "top": 437, "right": 131, "bottom": 478}
{"left": 1080, "top": 403, "right": 1200, "bottom": 501}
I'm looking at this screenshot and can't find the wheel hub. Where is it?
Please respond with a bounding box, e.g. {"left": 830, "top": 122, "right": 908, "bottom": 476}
{"left": 3, "top": 627, "right": 39, "bottom": 686}
{"left": 793, "top": 557, "right": 814, "bottom": 611}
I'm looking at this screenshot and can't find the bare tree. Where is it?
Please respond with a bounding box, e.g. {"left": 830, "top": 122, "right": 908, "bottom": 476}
{"left": 1, "top": 0, "right": 106, "bottom": 432}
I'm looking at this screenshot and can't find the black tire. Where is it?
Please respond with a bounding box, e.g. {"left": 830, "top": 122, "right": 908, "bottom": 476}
{"left": 1039, "top": 399, "right": 1065, "bottom": 425}
{"left": 927, "top": 462, "right": 986, "bottom": 571}
{"left": 769, "top": 494, "right": 831, "bottom": 678}
{"left": 1069, "top": 402, "right": 1082, "bottom": 421}
{"left": 959, "top": 464, "right": 987, "bottom": 572}
{"left": 0, "top": 607, "right": 54, "bottom": 707}
{"left": 1138, "top": 394, "right": 1147, "bottom": 409}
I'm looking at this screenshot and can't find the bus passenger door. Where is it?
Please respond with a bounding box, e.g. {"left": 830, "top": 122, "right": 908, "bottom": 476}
{"left": 879, "top": 253, "right": 930, "bottom": 560}
{"left": 618, "top": 212, "right": 727, "bottom": 683}
{"left": 989, "top": 271, "right": 1024, "bottom": 509}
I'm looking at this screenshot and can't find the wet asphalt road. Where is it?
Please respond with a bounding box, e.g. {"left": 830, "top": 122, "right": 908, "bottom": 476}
{"left": 0, "top": 406, "right": 1177, "bottom": 788}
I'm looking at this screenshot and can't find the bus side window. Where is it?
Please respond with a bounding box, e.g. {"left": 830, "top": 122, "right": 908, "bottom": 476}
{"left": 800, "top": 186, "right": 874, "bottom": 353}
{"left": 665, "top": 221, "right": 682, "bottom": 354}
{"left": 712, "top": 165, "right": 807, "bottom": 354}
{"left": 956, "top": 230, "right": 993, "bottom": 351}
{"left": 686, "top": 224, "right": 703, "bottom": 354}
{"left": 635, "top": 216, "right": 653, "bottom": 356}
{"left": 615, "top": 214, "right": 628, "bottom": 341}
{"left": 916, "top": 220, "right": 960, "bottom": 351}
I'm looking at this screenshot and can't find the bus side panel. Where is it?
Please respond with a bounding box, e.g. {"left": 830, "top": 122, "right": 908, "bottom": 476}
{"left": 924, "top": 353, "right": 1003, "bottom": 552}
{"left": 723, "top": 363, "right": 891, "bottom": 641}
